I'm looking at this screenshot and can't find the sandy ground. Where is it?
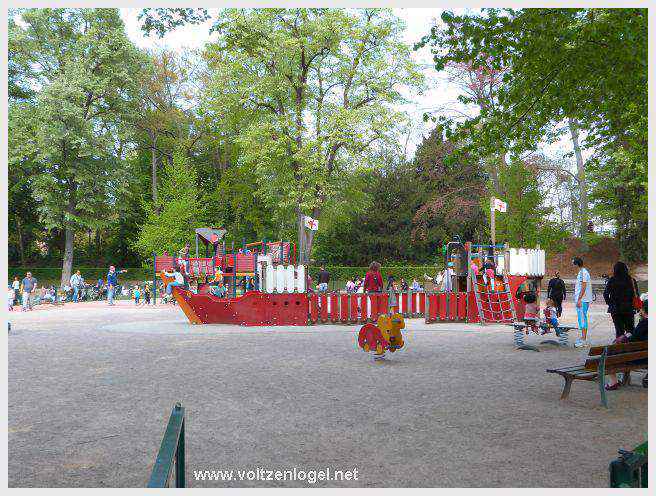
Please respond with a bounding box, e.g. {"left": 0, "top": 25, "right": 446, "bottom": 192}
{"left": 7, "top": 299, "right": 647, "bottom": 487}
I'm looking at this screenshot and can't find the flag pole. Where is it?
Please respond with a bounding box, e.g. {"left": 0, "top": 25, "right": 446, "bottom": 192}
{"left": 490, "top": 197, "right": 496, "bottom": 246}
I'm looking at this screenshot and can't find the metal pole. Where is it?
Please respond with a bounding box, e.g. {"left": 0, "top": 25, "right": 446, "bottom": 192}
{"left": 153, "top": 252, "right": 157, "bottom": 305}
{"left": 490, "top": 197, "right": 496, "bottom": 246}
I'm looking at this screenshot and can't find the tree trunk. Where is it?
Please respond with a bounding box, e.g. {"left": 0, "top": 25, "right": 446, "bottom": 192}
{"left": 15, "top": 215, "right": 26, "bottom": 266}
{"left": 297, "top": 208, "right": 306, "bottom": 264}
{"left": 568, "top": 118, "right": 588, "bottom": 246}
{"left": 61, "top": 223, "right": 74, "bottom": 288}
{"left": 150, "top": 130, "right": 159, "bottom": 212}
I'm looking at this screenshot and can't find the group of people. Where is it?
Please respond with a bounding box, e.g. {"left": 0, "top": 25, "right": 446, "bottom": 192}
{"left": 312, "top": 263, "right": 423, "bottom": 295}
{"left": 8, "top": 272, "right": 39, "bottom": 311}
{"left": 8, "top": 265, "right": 135, "bottom": 311}
{"left": 523, "top": 256, "right": 647, "bottom": 391}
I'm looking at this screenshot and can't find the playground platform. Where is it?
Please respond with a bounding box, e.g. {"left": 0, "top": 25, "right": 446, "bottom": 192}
{"left": 8, "top": 300, "right": 646, "bottom": 487}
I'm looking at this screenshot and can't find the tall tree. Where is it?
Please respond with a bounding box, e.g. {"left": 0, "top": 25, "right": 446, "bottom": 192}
{"left": 8, "top": 9, "right": 147, "bottom": 285}
{"left": 134, "top": 149, "right": 206, "bottom": 257}
{"left": 201, "top": 8, "right": 423, "bottom": 262}
{"left": 417, "top": 8, "right": 647, "bottom": 258}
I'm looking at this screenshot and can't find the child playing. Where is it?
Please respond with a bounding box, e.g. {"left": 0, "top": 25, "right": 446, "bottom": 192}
{"left": 542, "top": 298, "right": 559, "bottom": 334}
{"left": 523, "top": 292, "right": 540, "bottom": 334}
{"left": 8, "top": 285, "right": 15, "bottom": 311}
{"left": 134, "top": 285, "right": 141, "bottom": 305}
{"left": 143, "top": 284, "right": 151, "bottom": 305}
{"left": 483, "top": 258, "right": 496, "bottom": 291}
{"left": 470, "top": 260, "right": 480, "bottom": 277}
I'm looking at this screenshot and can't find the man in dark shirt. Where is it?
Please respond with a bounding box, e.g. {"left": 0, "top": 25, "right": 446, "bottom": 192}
{"left": 317, "top": 266, "right": 330, "bottom": 292}
{"left": 547, "top": 271, "right": 567, "bottom": 317}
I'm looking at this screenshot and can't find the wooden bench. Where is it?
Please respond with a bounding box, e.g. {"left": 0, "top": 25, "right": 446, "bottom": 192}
{"left": 510, "top": 322, "right": 578, "bottom": 351}
{"left": 546, "top": 341, "right": 648, "bottom": 407}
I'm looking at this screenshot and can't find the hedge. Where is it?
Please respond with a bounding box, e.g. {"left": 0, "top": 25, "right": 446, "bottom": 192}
{"left": 8, "top": 267, "right": 153, "bottom": 285}
{"left": 9, "top": 264, "right": 442, "bottom": 287}
{"left": 306, "top": 265, "right": 440, "bottom": 282}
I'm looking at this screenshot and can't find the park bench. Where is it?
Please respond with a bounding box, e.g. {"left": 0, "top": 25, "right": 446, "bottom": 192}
{"left": 510, "top": 322, "right": 578, "bottom": 351}
{"left": 546, "top": 341, "right": 648, "bottom": 407}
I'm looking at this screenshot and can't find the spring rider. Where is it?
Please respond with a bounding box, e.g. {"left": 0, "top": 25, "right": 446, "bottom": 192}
{"left": 358, "top": 312, "right": 405, "bottom": 361}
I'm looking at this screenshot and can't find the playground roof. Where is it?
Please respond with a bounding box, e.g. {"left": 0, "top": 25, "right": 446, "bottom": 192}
{"left": 195, "top": 227, "right": 227, "bottom": 245}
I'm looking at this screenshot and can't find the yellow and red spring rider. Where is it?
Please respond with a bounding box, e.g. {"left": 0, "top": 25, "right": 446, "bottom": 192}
{"left": 357, "top": 313, "right": 405, "bottom": 360}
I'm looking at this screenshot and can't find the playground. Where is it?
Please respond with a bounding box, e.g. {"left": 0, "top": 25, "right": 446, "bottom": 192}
{"left": 7, "top": 298, "right": 647, "bottom": 487}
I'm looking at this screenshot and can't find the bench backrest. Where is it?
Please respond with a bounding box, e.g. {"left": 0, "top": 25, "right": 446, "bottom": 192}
{"left": 588, "top": 341, "right": 648, "bottom": 357}
{"left": 584, "top": 341, "right": 648, "bottom": 371}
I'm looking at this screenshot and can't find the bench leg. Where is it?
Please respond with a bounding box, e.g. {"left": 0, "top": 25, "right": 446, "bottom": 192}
{"left": 561, "top": 377, "right": 573, "bottom": 400}
{"left": 620, "top": 370, "right": 631, "bottom": 386}
{"left": 598, "top": 376, "right": 608, "bottom": 408}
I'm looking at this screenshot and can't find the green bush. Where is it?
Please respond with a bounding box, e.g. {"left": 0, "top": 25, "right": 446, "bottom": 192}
{"left": 307, "top": 265, "right": 440, "bottom": 283}
{"left": 8, "top": 267, "right": 153, "bottom": 286}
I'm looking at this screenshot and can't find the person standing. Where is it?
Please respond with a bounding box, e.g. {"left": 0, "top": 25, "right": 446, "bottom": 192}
{"left": 363, "top": 261, "right": 383, "bottom": 293}
{"left": 605, "top": 300, "right": 648, "bottom": 390}
{"left": 70, "top": 270, "right": 83, "bottom": 303}
{"left": 178, "top": 242, "right": 191, "bottom": 274}
{"left": 573, "top": 257, "right": 593, "bottom": 347}
{"left": 444, "top": 262, "right": 457, "bottom": 292}
{"left": 21, "top": 272, "right": 38, "bottom": 311}
{"left": 603, "top": 261, "right": 639, "bottom": 339}
{"left": 547, "top": 271, "right": 567, "bottom": 317}
{"left": 317, "top": 266, "right": 330, "bottom": 292}
{"left": 11, "top": 276, "right": 20, "bottom": 306}
{"left": 106, "top": 266, "right": 127, "bottom": 306}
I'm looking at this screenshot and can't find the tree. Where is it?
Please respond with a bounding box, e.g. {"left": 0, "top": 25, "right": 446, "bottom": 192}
{"left": 8, "top": 9, "right": 148, "bottom": 285}
{"left": 134, "top": 149, "right": 206, "bottom": 257}
{"left": 417, "top": 8, "right": 647, "bottom": 259}
{"left": 135, "top": 49, "right": 204, "bottom": 209}
{"left": 200, "top": 8, "right": 423, "bottom": 262}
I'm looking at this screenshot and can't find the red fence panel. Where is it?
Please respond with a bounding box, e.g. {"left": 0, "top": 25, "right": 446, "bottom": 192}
{"left": 436, "top": 293, "right": 446, "bottom": 321}
{"left": 350, "top": 294, "right": 359, "bottom": 323}
{"left": 361, "top": 294, "right": 369, "bottom": 322}
{"left": 467, "top": 291, "right": 479, "bottom": 323}
{"left": 427, "top": 293, "right": 438, "bottom": 322}
{"left": 340, "top": 294, "right": 349, "bottom": 323}
{"left": 400, "top": 292, "right": 409, "bottom": 317}
{"left": 319, "top": 294, "right": 329, "bottom": 322}
{"left": 457, "top": 292, "right": 468, "bottom": 321}
{"left": 155, "top": 256, "right": 175, "bottom": 272}
{"left": 370, "top": 294, "right": 381, "bottom": 322}
{"left": 448, "top": 292, "right": 458, "bottom": 320}
{"left": 309, "top": 293, "right": 319, "bottom": 324}
{"left": 329, "top": 293, "right": 339, "bottom": 322}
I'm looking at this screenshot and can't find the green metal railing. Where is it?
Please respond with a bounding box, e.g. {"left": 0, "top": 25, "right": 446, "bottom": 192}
{"left": 609, "top": 442, "right": 648, "bottom": 487}
{"left": 148, "top": 403, "right": 186, "bottom": 488}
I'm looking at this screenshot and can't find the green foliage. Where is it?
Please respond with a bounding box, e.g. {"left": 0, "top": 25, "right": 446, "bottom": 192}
{"left": 307, "top": 265, "right": 440, "bottom": 285}
{"left": 133, "top": 150, "right": 206, "bottom": 256}
{"left": 417, "top": 8, "right": 647, "bottom": 260}
{"left": 8, "top": 267, "right": 152, "bottom": 286}
{"left": 201, "top": 8, "right": 424, "bottom": 260}
{"left": 8, "top": 8, "right": 149, "bottom": 282}
{"left": 494, "top": 159, "right": 568, "bottom": 251}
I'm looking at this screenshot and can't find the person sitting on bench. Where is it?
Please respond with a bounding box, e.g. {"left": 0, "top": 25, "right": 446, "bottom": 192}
{"left": 606, "top": 300, "right": 648, "bottom": 390}
{"left": 523, "top": 292, "right": 540, "bottom": 334}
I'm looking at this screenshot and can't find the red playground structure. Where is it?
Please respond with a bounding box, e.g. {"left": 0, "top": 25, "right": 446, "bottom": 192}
{"left": 154, "top": 231, "right": 545, "bottom": 327}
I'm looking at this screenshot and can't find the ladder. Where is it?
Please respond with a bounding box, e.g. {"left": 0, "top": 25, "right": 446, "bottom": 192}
{"left": 472, "top": 272, "right": 517, "bottom": 325}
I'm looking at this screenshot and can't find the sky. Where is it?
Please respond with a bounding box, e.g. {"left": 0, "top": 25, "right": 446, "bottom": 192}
{"left": 120, "top": 7, "right": 577, "bottom": 163}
